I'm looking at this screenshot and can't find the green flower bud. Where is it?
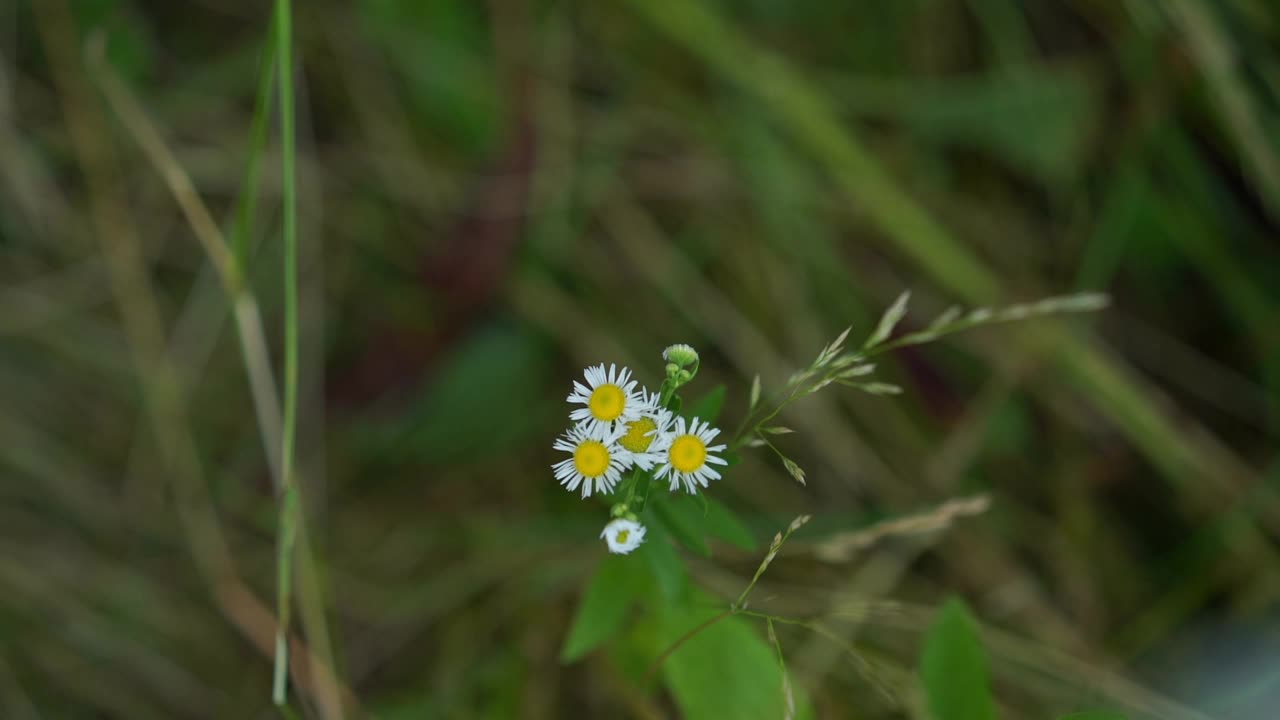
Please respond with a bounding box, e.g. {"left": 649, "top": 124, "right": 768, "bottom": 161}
{"left": 662, "top": 343, "right": 699, "bottom": 369}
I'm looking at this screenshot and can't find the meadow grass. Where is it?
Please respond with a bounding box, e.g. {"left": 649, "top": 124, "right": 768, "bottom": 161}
{"left": 4, "top": 1, "right": 1280, "bottom": 718}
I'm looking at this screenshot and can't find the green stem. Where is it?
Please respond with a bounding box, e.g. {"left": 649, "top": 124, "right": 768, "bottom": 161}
{"left": 632, "top": 471, "right": 653, "bottom": 514}
{"left": 272, "top": 0, "right": 298, "bottom": 707}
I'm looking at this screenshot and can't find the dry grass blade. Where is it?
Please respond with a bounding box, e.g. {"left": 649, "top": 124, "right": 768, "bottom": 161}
{"left": 813, "top": 496, "right": 992, "bottom": 562}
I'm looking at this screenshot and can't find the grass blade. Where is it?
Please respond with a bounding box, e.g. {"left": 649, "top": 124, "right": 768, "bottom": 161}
{"left": 272, "top": 0, "right": 299, "bottom": 707}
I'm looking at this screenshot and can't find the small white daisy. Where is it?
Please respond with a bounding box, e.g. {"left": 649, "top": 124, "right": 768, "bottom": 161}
{"left": 616, "top": 391, "right": 671, "bottom": 471}
{"left": 551, "top": 423, "right": 627, "bottom": 497}
{"left": 600, "top": 518, "right": 646, "bottom": 554}
{"left": 653, "top": 416, "right": 728, "bottom": 494}
{"left": 567, "top": 363, "right": 642, "bottom": 433}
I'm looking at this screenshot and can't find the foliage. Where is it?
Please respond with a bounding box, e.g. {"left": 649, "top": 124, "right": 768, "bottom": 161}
{"left": 6, "top": 0, "right": 1279, "bottom": 717}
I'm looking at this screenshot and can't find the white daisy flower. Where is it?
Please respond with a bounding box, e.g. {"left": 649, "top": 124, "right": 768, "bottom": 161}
{"left": 616, "top": 391, "right": 671, "bottom": 471}
{"left": 600, "top": 518, "right": 646, "bottom": 554}
{"left": 566, "top": 363, "right": 642, "bottom": 433}
{"left": 653, "top": 416, "right": 728, "bottom": 494}
{"left": 551, "top": 423, "right": 627, "bottom": 497}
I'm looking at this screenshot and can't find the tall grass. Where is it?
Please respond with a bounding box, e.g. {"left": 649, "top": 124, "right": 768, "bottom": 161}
{"left": 6, "top": 1, "right": 1280, "bottom": 717}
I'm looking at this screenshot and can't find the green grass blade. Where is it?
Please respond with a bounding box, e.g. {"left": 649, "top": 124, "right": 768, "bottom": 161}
{"left": 230, "top": 21, "right": 277, "bottom": 276}
{"left": 272, "top": 0, "right": 299, "bottom": 707}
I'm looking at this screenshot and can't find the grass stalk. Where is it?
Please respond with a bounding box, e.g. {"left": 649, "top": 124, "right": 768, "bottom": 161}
{"left": 273, "top": 0, "right": 301, "bottom": 707}
{"left": 91, "top": 19, "right": 346, "bottom": 716}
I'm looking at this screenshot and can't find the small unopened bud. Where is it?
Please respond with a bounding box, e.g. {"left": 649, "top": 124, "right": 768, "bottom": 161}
{"left": 662, "top": 344, "right": 699, "bottom": 369}
{"left": 610, "top": 503, "right": 629, "bottom": 518}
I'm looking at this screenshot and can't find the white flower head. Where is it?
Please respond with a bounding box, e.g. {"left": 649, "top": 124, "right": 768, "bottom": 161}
{"left": 601, "top": 518, "right": 646, "bottom": 554}
{"left": 662, "top": 343, "right": 699, "bottom": 368}
{"left": 551, "top": 423, "right": 627, "bottom": 498}
{"left": 653, "top": 416, "right": 728, "bottom": 494}
{"left": 567, "top": 363, "right": 642, "bottom": 433}
{"left": 616, "top": 390, "right": 672, "bottom": 471}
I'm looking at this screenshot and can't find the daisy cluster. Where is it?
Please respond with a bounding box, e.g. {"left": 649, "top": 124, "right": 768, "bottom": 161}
{"left": 552, "top": 345, "right": 728, "bottom": 554}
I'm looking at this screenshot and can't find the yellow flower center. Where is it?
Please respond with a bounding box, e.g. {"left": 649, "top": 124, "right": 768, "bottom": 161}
{"left": 620, "top": 417, "right": 658, "bottom": 452}
{"left": 669, "top": 435, "right": 707, "bottom": 473}
{"left": 616, "top": 529, "right": 631, "bottom": 544}
{"left": 588, "top": 384, "right": 626, "bottom": 421}
{"left": 574, "top": 441, "right": 610, "bottom": 477}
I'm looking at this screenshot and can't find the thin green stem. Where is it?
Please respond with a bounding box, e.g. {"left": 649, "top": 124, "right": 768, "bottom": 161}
{"left": 731, "top": 383, "right": 806, "bottom": 450}
{"left": 735, "top": 515, "right": 809, "bottom": 610}
{"left": 622, "top": 467, "right": 643, "bottom": 506}
{"left": 734, "top": 564, "right": 770, "bottom": 611}
{"left": 276, "top": 0, "right": 297, "bottom": 497}
{"left": 272, "top": 0, "right": 299, "bottom": 707}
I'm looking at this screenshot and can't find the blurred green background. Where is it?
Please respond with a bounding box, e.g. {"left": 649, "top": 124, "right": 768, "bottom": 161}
{"left": 3, "top": 0, "right": 1280, "bottom": 717}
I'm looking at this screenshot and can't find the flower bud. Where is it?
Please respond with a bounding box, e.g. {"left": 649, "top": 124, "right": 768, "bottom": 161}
{"left": 662, "top": 344, "right": 699, "bottom": 369}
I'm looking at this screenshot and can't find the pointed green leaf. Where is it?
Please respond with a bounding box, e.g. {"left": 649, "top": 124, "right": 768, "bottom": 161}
{"left": 920, "top": 598, "right": 997, "bottom": 720}
{"left": 704, "top": 497, "right": 757, "bottom": 550}
{"left": 687, "top": 384, "right": 727, "bottom": 424}
{"left": 660, "top": 593, "right": 812, "bottom": 720}
{"left": 560, "top": 554, "right": 643, "bottom": 662}
{"left": 655, "top": 495, "right": 710, "bottom": 557}
{"left": 638, "top": 521, "right": 688, "bottom": 601}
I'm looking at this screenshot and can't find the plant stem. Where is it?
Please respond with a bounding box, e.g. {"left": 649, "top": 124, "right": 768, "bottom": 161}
{"left": 273, "top": 0, "right": 299, "bottom": 707}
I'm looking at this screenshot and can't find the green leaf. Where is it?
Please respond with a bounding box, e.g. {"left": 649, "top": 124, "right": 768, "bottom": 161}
{"left": 372, "top": 327, "right": 551, "bottom": 464}
{"left": 638, "top": 521, "right": 688, "bottom": 601}
{"left": 655, "top": 495, "right": 710, "bottom": 557}
{"left": 560, "top": 554, "right": 643, "bottom": 662}
{"left": 358, "top": 0, "right": 499, "bottom": 155}
{"left": 920, "top": 598, "right": 997, "bottom": 720}
{"left": 704, "top": 497, "right": 757, "bottom": 550}
{"left": 687, "top": 384, "right": 726, "bottom": 424}
{"left": 660, "top": 594, "right": 811, "bottom": 720}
